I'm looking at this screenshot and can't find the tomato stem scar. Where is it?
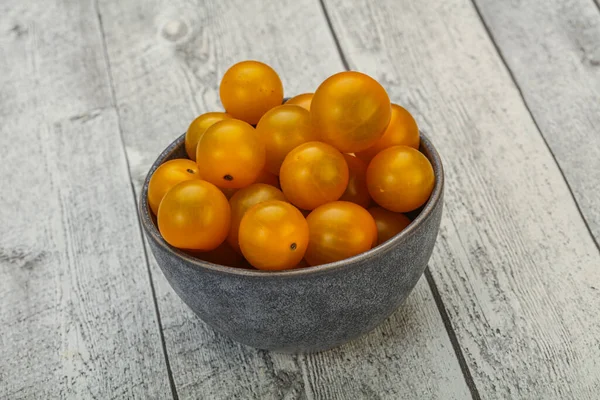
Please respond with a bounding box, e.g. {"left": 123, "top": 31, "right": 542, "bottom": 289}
{"left": 290, "top": 243, "right": 297, "bottom": 250}
{"left": 223, "top": 174, "right": 234, "bottom": 181}
{"left": 186, "top": 169, "right": 194, "bottom": 174}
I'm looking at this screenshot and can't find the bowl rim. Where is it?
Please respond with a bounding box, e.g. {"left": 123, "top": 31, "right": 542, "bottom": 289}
{"left": 139, "top": 131, "right": 444, "bottom": 277}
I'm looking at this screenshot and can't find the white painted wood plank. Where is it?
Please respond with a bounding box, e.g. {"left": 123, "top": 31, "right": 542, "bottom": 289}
{"left": 0, "top": 1, "right": 171, "bottom": 398}
{"left": 322, "top": 0, "right": 600, "bottom": 398}
{"left": 473, "top": 0, "right": 600, "bottom": 243}
{"left": 96, "top": 0, "right": 472, "bottom": 398}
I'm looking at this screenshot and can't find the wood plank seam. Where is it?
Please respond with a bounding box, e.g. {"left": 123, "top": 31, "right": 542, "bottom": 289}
{"left": 93, "top": 1, "right": 179, "bottom": 398}
{"left": 469, "top": 0, "right": 600, "bottom": 254}
{"left": 317, "top": 0, "right": 481, "bottom": 398}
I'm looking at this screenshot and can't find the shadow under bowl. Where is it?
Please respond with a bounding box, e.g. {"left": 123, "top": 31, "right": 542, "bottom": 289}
{"left": 139, "top": 133, "right": 444, "bottom": 352}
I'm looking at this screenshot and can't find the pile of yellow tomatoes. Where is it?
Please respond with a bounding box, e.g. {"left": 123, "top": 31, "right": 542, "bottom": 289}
{"left": 147, "top": 61, "right": 435, "bottom": 271}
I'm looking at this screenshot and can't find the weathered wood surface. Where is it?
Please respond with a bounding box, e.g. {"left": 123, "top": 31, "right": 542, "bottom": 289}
{"left": 96, "top": 0, "right": 471, "bottom": 398}
{"left": 0, "top": 0, "right": 171, "bottom": 398}
{"left": 474, "top": 0, "right": 600, "bottom": 244}
{"left": 322, "top": 0, "right": 600, "bottom": 398}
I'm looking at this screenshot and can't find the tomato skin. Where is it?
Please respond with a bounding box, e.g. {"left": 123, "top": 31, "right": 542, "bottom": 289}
{"left": 367, "top": 146, "right": 434, "bottom": 212}
{"left": 339, "top": 154, "right": 371, "bottom": 208}
{"left": 285, "top": 93, "right": 313, "bottom": 111}
{"left": 148, "top": 159, "right": 200, "bottom": 215}
{"left": 185, "top": 112, "right": 231, "bottom": 160}
{"left": 304, "top": 201, "right": 377, "bottom": 266}
{"left": 227, "top": 183, "right": 286, "bottom": 253}
{"left": 157, "top": 180, "right": 231, "bottom": 251}
{"left": 196, "top": 119, "right": 266, "bottom": 189}
{"left": 186, "top": 242, "right": 250, "bottom": 268}
{"left": 219, "top": 61, "right": 284, "bottom": 125}
{"left": 279, "top": 141, "right": 349, "bottom": 210}
{"left": 253, "top": 169, "right": 280, "bottom": 188}
{"left": 256, "top": 105, "right": 318, "bottom": 175}
{"left": 368, "top": 207, "right": 411, "bottom": 245}
{"left": 239, "top": 200, "right": 309, "bottom": 271}
{"left": 311, "top": 71, "right": 391, "bottom": 153}
{"left": 356, "top": 104, "right": 419, "bottom": 162}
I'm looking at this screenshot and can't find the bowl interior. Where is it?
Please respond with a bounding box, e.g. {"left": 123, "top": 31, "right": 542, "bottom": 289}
{"left": 139, "top": 132, "right": 444, "bottom": 277}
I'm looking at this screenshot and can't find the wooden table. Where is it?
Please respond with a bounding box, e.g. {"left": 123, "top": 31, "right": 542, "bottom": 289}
{"left": 1, "top": 0, "right": 599, "bottom": 398}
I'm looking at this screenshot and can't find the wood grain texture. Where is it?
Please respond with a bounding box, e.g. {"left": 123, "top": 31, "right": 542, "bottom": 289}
{"left": 0, "top": 1, "right": 171, "bottom": 398}
{"left": 322, "top": 0, "right": 600, "bottom": 398}
{"left": 96, "top": 0, "right": 471, "bottom": 398}
{"left": 473, "top": 0, "right": 600, "bottom": 244}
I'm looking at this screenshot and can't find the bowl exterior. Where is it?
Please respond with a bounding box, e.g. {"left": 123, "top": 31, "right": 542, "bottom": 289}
{"left": 141, "top": 134, "right": 443, "bottom": 352}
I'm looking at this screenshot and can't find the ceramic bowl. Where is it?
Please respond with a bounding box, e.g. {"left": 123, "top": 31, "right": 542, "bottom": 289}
{"left": 139, "top": 132, "right": 444, "bottom": 352}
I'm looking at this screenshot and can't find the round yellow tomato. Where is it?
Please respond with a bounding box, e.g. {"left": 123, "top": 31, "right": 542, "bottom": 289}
{"left": 356, "top": 104, "right": 419, "bottom": 162}
{"left": 279, "top": 141, "right": 349, "bottom": 210}
{"left": 285, "top": 93, "right": 313, "bottom": 111}
{"left": 196, "top": 119, "right": 266, "bottom": 189}
{"left": 311, "top": 71, "right": 391, "bottom": 153}
{"left": 367, "top": 146, "right": 434, "bottom": 212}
{"left": 227, "top": 183, "right": 286, "bottom": 252}
{"left": 256, "top": 105, "right": 318, "bottom": 175}
{"left": 304, "top": 201, "right": 377, "bottom": 266}
{"left": 368, "top": 207, "right": 412, "bottom": 245}
{"left": 339, "top": 154, "right": 371, "bottom": 208}
{"left": 219, "top": 60, "right": 284, "bottom": 125}
{"left": 147, "top": 159, "right": 200, "bottom": 215}
{"left": 185, "top": 112, "right": 231, "bottom": 160}
{"left": 157, "top": 180, "right": 231, "bottom": 250}
{"left": 239, "top": 200, "right": 309, "bottom": 271}
{"left": 253, "top": 169, "right": 280, "bottom": 188}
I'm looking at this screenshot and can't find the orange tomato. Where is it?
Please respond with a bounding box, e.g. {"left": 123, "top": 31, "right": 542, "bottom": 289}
{"left": 339, "top": 154, "right": 371, "bottom": 208}
{"left": 185, "top": 112, "right": 231, "bottom": 160}
{"left": 147, "top": 159, "right": 200, "bottom": 215}
{"left": 279, "top": 141, "right": 349, "bottom": 210}
{"left": 186, "top": 242, "right": 250, "bottom": 268}
{"left": 304, "top": 201, "right": 377, "bottom": 266}
{"left": 239, "top": 200, "right": 309, "bottom": 271}
{"left": 256, "top": 105, "right": 318, "bottom": 175}
{"left": 368, "top": 207, "right": 412, "bottom": 245}
{"left": 157, "top": 180, "right": 231, "bottom": 250}
{"left": 253, "top": 169, "right": 280, "bottom": 188}
{"left": 285, "top": 93, "right": 313, "bottom": 111}
{"left": 227, "top": 183, "right": 286, "bottom": 252}
{"left": 311, "top": 71, "right": 391, "bottom": 153}
{"left": 196, "top": 119, "right": 266, "bottom": 189}
{"left": 367, "top": 146, "right": 434, "bottom": 212}
{"left": 356, "top": 104, "right": 419, "bottom": 162}
{"left": 219, "top": 61, "right": 284, "bottom": 125}
{"left": 220, "top": 187, "right": 238, "bottom": 199}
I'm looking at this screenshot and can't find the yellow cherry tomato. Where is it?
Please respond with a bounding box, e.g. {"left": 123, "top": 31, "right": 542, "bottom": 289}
{"left": 239, "top": 200, "right": 309, "bottom": 271}
{"left": 339, "top": 154, "right": 371, "bottom": 208}
{"left": 253, "top": 169, "right": 280, "bottom": 188}
{"left": 147, "top": 159, "right": 200, "bottom": 215}
{"left": 311, "top": 71, "right": 391, "bottom": 153}
{"left": 367, "top": 146, "right": 434, "bottom": 212}
{"left": 157, "top": 180, "right": 231, "bottom": 250}
{"left": 356, "top": 104, "right": 419, "bottom": 162}
{"left": 219, "top": 60, "right": 284, "bottom": 125}
{"left": 227, "top": 183, "right": 286, "bottom": 252}
{"left": 185, "top": 112, "right": 231, "bottom": 160}
{"left": 304, "top": 201, "right": 377, "bottom": 266}
{"left": 279, "top": 141, "right": 349, "bottom": 210}
{"left": 196, "top": 119, "right": 266, "bottom": 189}
{"left": 285, "top": 93, "right": 313, "bottom": 111}
{"left": 256, "top": 105, "right": 318, "bottom": 175}
{"left": 368, "top": 207, "right": 412, "bottom": 245}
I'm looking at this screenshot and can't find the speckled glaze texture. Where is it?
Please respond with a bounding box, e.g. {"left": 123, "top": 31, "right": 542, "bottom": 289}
{"left": 139, "top": 133, "right": 444, "bottom": 353}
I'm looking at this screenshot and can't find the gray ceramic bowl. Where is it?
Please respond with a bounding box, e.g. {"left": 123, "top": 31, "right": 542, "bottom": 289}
{"left": 139, "top": 133, "right": 444, "bottom": 352}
